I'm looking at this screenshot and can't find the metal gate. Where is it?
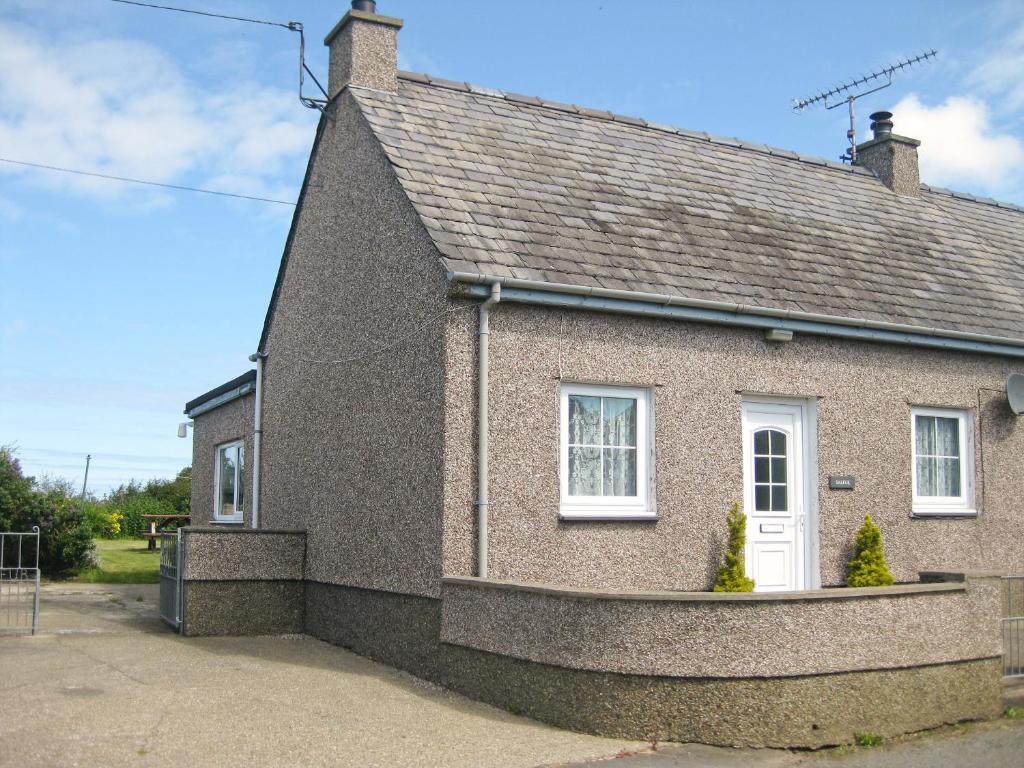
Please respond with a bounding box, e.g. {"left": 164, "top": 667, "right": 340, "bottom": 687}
{"left": 1004, "top": 576, "right": 1024, "bottom": 678}
{"left": 1, "top": 527, "right": 40, "bottom": 635}
{"left": 159, "top": 530, "right": 183, "bottom": 631}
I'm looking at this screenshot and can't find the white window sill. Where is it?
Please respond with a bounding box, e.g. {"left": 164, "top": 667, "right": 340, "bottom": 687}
{"left": 911, "top": 508, "right": 977, "bottom": 519}
{"left": 211, "top": 518, "right": 244, "bottom": 525}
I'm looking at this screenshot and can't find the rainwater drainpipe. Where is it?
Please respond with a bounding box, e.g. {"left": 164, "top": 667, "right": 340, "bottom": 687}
{"left": 247, "top": 351, "right": 266, "bottom": 530}
{"left": 477, "top": 282, "right": 501, "bottom": 578}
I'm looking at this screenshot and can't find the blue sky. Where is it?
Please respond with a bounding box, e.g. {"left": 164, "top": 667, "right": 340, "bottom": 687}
{"left": 2, "top": 0, "right": 1022, "bottom": 495}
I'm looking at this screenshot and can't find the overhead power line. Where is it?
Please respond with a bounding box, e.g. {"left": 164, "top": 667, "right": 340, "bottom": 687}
{"left": 107, "top": 0, "right": 291, "bottom": 29}
{"left": 0, "top": 157, "right": 296, "bottom": 206}
{"left": 106, "top": 0, "right": 328, "bottom": 108}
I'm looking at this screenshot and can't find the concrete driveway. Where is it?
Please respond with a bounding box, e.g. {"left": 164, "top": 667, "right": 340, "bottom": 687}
{"left": 0, "top": 583, "right": 648, "bottom": 768}
{"left": 1, "top": 584, "right": 1021, "bottom": 768}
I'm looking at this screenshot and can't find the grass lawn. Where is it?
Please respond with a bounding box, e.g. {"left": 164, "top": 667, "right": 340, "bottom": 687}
{"left": 75, "top": 539, "right": 161, "bottom": 584}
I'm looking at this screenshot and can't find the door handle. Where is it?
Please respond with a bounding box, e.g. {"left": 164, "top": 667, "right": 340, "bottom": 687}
{"left": 798, "top": 515, "right": 805, "bottom": 532}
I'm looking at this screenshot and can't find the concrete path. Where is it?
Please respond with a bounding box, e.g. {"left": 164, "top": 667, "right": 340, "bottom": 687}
{"left": 1, "top": 584, "right": 1021, "bottom": 768}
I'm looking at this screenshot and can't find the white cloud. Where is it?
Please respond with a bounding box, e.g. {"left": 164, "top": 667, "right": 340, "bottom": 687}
{"left": 890, "top": 94, "right": 1024, "bottom": 189}
{"left": 398, "top": 48, "right": 442, "bottom": 77}
{"left": 0, "top": 20, "right": 315, "bottom": 207}
{"left": 970, "top": 14, "right": 1024, "bottom": 111}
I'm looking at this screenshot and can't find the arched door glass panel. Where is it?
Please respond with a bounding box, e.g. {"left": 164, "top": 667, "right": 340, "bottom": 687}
{"left": 752, "top": 428, "right": 788, "bottom": 512}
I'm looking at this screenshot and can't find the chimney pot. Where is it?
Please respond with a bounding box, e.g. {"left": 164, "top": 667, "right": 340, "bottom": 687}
{"left": 869, "top": 110, "right": 894, "bottom": 139}
{"left": 351, "top": 1, "right": 376, "bottom": 11}
{"left": 854, "top": 110, "right": 921, "bottom": 197}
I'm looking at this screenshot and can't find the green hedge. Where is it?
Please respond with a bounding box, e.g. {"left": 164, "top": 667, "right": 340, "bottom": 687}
{"left": 0, "top": 450, "right": 95, "bottom": 578}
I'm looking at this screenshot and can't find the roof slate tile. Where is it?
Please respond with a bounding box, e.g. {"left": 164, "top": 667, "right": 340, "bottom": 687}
{"left": 352, "top": 78, "right": 1024, "bottom": 341}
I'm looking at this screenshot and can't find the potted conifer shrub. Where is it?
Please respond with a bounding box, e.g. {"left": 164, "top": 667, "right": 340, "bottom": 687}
{"left": 846, "top": 514, "right": 895, "bottom": 587}
{"left": 713, "top": 502, "right": 755, "bottom": 592}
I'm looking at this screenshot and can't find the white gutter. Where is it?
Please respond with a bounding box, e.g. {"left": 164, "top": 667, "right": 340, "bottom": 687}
{"left": 248, "top": 352, "right": 265, "bottom": 530}
{"left": 448, "top": 271, "right": 1024, "bottom": 350}
{"left": 184, "top": 381, "right": 256, "bottom": 419}
{"left": 477, "top": 282, "right": 501, "bottom": 578}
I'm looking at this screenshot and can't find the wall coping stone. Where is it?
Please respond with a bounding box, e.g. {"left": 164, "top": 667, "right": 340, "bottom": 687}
{"left": 442, "top": 576, "right": 965, "bottom": 602}
{"left": 920, "top": 570, "right": 1012, "bottom": 582}
{"left": 183, "top": 527, "right": 306, "bottom": 535}
{"left": 856, "top": 133, "right": 922, "bottom": 151}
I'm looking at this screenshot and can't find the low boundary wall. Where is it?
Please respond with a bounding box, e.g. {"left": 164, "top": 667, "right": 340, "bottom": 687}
{"left": 168, "top": 549, "right": 1005, "bottom": 747}
{"left": 437, "top": 575, "right": 1004, "bottom": 747}
{"left": 180, "top": 527, "right": 306, "bottom": 637}
{"left": 440, "top": 577, "right": 1002, "bottom": 677}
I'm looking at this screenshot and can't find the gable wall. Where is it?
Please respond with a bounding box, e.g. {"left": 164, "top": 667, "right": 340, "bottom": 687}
{"left": 442, "top": 302, "right": 1024, "bottom": 590}
{"left": 258, "top": 91, "right": 449, "bottom": 598}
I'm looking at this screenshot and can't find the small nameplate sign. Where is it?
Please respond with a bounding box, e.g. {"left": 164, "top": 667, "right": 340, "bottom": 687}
{"left": 829, "top": 475, "right": 855, "bottom": 490}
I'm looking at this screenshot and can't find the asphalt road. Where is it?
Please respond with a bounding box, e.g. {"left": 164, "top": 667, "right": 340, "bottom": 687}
{"left": 566, "top": 719, "right": 1024, "bottom": 767}
{"left": 1, "top": 583, "right": 1021, "bottom": 768}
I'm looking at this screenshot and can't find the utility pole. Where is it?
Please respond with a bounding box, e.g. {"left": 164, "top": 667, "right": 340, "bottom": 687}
{"left": 80, "top": 454, "right": 91, "bottom": 503}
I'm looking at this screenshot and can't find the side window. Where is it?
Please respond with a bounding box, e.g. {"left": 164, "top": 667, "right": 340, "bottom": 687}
{"left": 214, "top": 441, "right": 245, "bottom": 522}
{"left": 559, "top": 384, "right": 653, "bottom": 519}
{"left": 911, "top": 408, "right": 974, "bottom": 516}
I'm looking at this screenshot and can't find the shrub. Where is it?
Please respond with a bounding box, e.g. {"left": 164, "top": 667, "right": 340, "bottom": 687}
{"left": 144, "top": 467, "right": 192, "bottom": 516}
{"left": 82, "top": 501, "right": 121, "bottom": 538}
{"left": 713, "top": 502, "right": 755, "bottom": 592}
{"left": 34, "top": 494, "right": 96, "bottom": 579}
{"left": 846, "top": 515, "right": 895, "bottom": 587}
{"left": 0, "top": 450, "right": 95, "bottom": 578}
{"left": 111, "top": 494, "right": 174, "bottom": 539}
{"left": 0, "top": 448, "right": 35, "bottom": 532}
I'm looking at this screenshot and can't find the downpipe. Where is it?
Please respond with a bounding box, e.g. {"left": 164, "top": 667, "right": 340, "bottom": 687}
{"left": 477, "top": 282, "right": 501, "bottom": 578}
{"left": 248, "top": 351, "right": 266, "bottom": 529}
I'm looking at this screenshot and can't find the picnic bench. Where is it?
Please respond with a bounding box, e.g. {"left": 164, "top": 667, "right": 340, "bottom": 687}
{"left": 141, "top": 514, "right": 191, "bottom": 550}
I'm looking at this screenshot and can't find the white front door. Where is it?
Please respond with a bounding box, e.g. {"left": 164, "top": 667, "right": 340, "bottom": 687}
{"left": 741, "top": 399, "right": 810, "bottom": 592}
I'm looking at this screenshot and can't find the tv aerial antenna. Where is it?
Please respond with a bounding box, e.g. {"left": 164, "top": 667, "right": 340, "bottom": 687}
{"left": 792, "top": 50, "right": 937, "bottom": 163}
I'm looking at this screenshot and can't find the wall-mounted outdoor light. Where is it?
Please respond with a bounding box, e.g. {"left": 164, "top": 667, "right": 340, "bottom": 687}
{"left": 764, "top": 328, "right": 794, "bottom": 343}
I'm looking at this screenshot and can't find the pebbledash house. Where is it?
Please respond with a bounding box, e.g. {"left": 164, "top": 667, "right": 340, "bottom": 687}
{"left": 171, "top": 2, "right": 1024, "bottom": 748}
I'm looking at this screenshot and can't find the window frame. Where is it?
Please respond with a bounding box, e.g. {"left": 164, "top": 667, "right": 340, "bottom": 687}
{"left": 559, "top": 383, "right": 655, "bottom": 520}
{"left": 910, "top": 406, "right": 975, "bottom": 517}
{"left": 213, "top": 439, "right": 245, "bottom": 523}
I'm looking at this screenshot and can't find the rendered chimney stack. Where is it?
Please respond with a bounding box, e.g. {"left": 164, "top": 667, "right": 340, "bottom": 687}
{"left": 324, "top": 1, "right": 403, "bottom": 98}
{"left": 854, "top": 111, "right": 921, "bottom": 197}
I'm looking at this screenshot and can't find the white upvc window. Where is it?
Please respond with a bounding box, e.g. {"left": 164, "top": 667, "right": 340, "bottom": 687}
{"left": 559, "top": 383, "right": 654, "bottom": 519}
{"left": 910, "top": 407, "right": 975, "bottom": 516}
{"left": 214, "top": 440, "right": 245, "bottom": 522}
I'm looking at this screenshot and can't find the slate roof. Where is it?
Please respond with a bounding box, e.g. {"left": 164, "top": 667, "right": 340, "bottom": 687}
{"left": 351, "top": 73, "right": 1024, "bottom": 342}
